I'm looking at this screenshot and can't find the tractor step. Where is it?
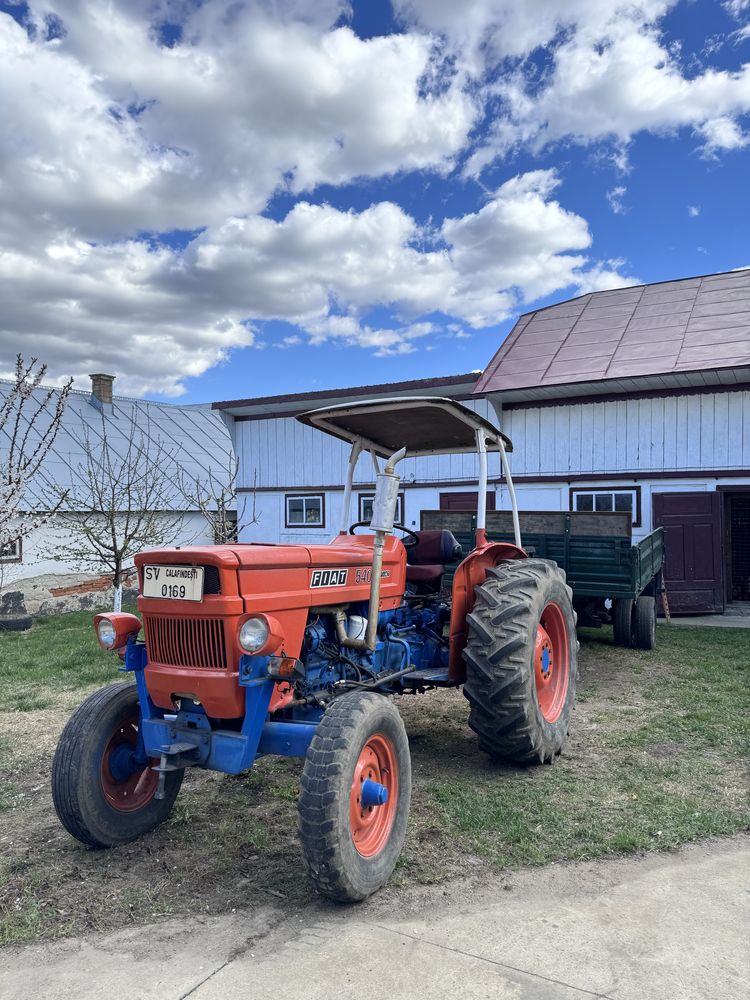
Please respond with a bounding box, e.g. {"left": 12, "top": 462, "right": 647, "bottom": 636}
{"left": 400, "top": 667, "right": 453, "bottom": 688}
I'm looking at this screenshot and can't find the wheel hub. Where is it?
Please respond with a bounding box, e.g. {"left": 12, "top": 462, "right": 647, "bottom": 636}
{"left": 100, "top": 717, "right": 159, "bottom": 812}
{"left": 350, "top": 733, "right": 398, "bottom": 858}
{"left": 534, "top": 603, "right": 571, "bottom": 724}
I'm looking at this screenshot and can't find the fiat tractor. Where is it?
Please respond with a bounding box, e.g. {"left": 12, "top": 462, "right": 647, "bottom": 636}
{"left": 52, "top": 397, "right": 577, "bottom": 901}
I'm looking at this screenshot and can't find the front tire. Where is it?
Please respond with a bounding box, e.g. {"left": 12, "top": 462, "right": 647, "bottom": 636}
{"left": 463, "top": 559, "right": 577, "bottom": 764}
{"left": 52, "top": 682, "right": 182, "bottom": 848}
{"left": 298, "top": 691, "right": 411, "bottom": 902}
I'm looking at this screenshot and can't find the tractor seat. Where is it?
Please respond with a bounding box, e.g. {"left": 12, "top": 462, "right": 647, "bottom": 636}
{"left": 405, "top": 530, "right": 463, "bottom": 586}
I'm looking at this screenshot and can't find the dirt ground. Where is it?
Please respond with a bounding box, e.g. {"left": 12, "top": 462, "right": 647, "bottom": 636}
{"left": 1, "top": 625, "right": 748, "bottom": 944}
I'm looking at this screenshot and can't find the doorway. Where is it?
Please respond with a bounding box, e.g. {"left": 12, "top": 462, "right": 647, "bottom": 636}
{"left": 652, "top": 491, "right": 724, "bottom": 614}
{"left": 724, "top": 491, "right": 750, "bottom": 603}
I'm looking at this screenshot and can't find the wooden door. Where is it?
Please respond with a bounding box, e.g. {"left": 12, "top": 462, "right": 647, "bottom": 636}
{"left": 653, "top": 492, "right": 724, "bottom": 614}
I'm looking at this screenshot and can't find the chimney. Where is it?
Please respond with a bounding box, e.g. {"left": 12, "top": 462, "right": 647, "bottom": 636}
{"left": 89, "top": 373, "right": 115, "bottom": 407}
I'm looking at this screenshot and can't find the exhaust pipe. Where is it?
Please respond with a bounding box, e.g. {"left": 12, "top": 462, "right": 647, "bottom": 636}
{"left": 336, "top": 446, "right": 406, "bottom": 651}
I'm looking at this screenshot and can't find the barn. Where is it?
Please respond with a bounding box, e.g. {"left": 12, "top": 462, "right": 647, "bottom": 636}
{"left": 216, "top": 267, "right": 750, "bottom": 615}
{"left": 214, "top": 269, "right": 750, "bottom": 613}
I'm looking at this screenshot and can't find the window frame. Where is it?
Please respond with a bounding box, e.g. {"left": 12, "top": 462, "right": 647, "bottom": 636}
{"left": 569, "top": 486, "right": 641, "bottom": 527}
{"left": 284, "top": 493, "right": 326, "bottom": 529}
{"left": 358, "top": 491, "right": 405, "bottom": 525}
{"left": 0, "top": 536, "right": 23, "bottom": 564}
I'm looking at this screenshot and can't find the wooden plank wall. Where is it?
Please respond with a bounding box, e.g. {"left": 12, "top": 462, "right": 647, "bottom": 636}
{"left": 499, "top": 390, "right": 750, "bottom": 477}
{"left": 236, "top": 390, "right": 750, "bottom": 490}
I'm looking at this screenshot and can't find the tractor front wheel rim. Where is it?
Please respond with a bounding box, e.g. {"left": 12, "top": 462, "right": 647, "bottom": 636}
{"left": 100, "top": 716, "right": 158, "bottom": 812}
{"left": 350, "top": 733, "right": 398, "bottom": 858}
{"left": 534, "top": 602, "right": 570, "bottom": 724}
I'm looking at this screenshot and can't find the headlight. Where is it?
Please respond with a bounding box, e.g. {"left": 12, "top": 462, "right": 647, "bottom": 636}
{"left": 93, "top": 613, "right": 142, "bottom": 652}
{"left": 97, "top": 619, "right": 117, "bottom": 648}
{"left": 239, "top": 617, "right": 270, "bottom": 653}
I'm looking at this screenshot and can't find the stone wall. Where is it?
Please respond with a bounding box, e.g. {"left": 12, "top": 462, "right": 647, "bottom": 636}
{"left": 1, "top": 570, "right": 139, "bottom": 618}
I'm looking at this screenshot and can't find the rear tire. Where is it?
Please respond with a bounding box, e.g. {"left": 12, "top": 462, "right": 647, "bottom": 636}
{"left": 0, "top": 615, "right": 33, "bottom": 632}
{"left": 298, "top": 691, "right": 411, "bottom": 902}
{"left": 52, "top": 682, "right": 182, "bottom": 848}
{"left": 612, "top": 598, "right": 634, "bottom": 647}
{"left": 463, "top": 559, "right": 577, "bottom": 764}
{"left": 633, "top": 595, "right": 656, "bottom": 650}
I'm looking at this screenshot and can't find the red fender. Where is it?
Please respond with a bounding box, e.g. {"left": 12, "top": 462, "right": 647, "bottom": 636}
{"left": 447, "top": 531, "right": 527, "bottom": 683}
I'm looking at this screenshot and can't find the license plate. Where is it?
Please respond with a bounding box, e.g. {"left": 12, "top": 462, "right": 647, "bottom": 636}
{"left": 142, "top": 565, "right": 204, "bottom": 602}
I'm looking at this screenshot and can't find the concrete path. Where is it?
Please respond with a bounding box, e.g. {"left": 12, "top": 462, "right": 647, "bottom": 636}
{"left": 2, "top": 837, "right": 748, "bottom": 1000}
{"left": 667, "top": 616, "right": 750, "bottom": 628}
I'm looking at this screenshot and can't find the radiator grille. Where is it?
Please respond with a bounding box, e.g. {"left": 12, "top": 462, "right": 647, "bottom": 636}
{"left": 144, "top": 615, "right": 228, "bottom": 669}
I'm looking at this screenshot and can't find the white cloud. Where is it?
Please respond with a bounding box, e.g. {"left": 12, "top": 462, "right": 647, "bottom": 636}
{"left": 403, "top": 2, "right": 750, "bottom": 174}
{"left": 688, "top": 204, "right": 701, "bottom": 217}
{"left": 606, "top": 186, "right": 628, "bottom": 214}
{"left": 695, "top": 115, "right": 749, "bottom": 156}
{"left": 0, "top": 4, "right": 476, "bottom": 242}
{"left": 0, "top": 171, "right": 634, "bottom": 393}
{"left": 4, "top": 1, "right": 709, "bottom": 395}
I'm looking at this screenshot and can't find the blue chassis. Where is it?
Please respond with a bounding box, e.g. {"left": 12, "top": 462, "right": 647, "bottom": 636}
{"left": 124, "top": 639, "right": 317, "bottom": 775}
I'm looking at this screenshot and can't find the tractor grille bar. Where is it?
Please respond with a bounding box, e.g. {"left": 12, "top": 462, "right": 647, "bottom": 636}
{"left": 143, "top": 615, "right": 228, "bottom": 670}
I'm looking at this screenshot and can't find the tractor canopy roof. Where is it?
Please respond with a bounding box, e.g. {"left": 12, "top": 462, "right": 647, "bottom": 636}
{"left": 297, "top": 396, "right": 512, "bottom": 458}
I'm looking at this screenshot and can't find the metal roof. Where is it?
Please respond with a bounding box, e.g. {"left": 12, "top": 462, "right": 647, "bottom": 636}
{"left": 212, "top": 372, "right": 480, "bottom": 418}
{"left": 0, "top": 383, "right": 233, "bottom": 512}
{"left": 475, "top": 268, "right": 750, "bottom": 398}
{"left": 297, "top": 396, "right": 512, "bottom": 457}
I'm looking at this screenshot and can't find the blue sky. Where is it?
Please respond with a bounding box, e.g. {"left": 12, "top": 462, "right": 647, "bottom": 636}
{"left": 1, "top": 1, "right": 749, "bottom": 402}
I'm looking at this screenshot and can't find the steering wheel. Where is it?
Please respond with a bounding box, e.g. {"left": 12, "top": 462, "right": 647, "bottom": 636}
{"left": 348, "top": 521, "right": 420, "bottom": 549}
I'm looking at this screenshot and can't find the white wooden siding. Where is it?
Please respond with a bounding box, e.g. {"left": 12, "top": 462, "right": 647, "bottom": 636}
{"left": 237, "top": 390, "right": 749, "bottom": 492}
{"left": 500, "top": 390, "right": 749, "bottom": 477}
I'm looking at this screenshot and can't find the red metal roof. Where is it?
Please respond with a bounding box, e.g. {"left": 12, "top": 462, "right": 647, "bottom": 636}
{"left": 475, "top": 268, "right": 750, "bottom": 395}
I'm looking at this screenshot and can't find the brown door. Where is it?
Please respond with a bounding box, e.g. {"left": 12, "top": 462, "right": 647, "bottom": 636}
{"left": 439, "top": 492, "right": 496, "bottom": 512}
{"left": 653, "top": 492, "right": 724, "bottom": 614}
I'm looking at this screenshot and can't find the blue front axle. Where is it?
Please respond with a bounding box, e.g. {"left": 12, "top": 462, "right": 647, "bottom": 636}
{"left": 123, "top": 639, "right": 317, "bottom": 774}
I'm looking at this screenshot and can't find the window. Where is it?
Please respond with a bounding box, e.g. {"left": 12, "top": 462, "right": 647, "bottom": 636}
{"left": 570, "top": 487, "right": 641, "bottom": 527}
{"left": 0, "top": 537, "right": 22, "bottom": 563}
{"left": 285, "top": 494, "right": 325, "bottom": 528}
{"left": 358, "top": 492, "right": 405, "bottom": 525}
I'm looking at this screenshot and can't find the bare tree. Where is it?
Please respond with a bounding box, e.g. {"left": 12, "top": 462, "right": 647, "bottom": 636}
{"left": 176, "top": 457, "right": 259, "bottom": 545}
{"left": 0, "top": 355, "right": 72, "bottom": 590}
{"left": 48, "top": 409, "right": 185, "bottom": 611}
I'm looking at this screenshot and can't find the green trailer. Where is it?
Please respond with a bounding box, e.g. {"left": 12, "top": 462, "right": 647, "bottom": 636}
{"left": 421, "top": 509, "right": 665, "bottom": 650}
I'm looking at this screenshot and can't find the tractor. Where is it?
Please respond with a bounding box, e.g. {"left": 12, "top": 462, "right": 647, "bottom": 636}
{"left": 52, "top": 397, "right": 577, "bottom": 902}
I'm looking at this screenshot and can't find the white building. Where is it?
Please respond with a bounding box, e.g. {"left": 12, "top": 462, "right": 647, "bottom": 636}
{"left": 1, "top": 373, "right": 233, "bottom": 614}
{"left": 216, "top": 268, "right": 750, "bottom": 615}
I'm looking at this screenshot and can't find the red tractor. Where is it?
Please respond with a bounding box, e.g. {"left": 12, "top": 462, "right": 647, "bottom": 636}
{"left": 52, "top": 398, "right": 577, "bottom": 901}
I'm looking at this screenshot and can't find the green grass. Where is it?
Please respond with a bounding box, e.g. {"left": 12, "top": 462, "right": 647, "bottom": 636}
{"left": 424, "top": 626, "right": 750, "bottom": 873}
{"left": 0, "top": 615, "right": 748, "bottom": 944}
{"left": 0, "top": 610, "right": 126, "bottom": 712}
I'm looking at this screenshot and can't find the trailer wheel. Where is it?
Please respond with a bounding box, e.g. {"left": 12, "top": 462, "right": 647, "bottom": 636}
{"left": 52, "top": 682, "right": 182, "bottom": 848}
{"left": 463, "top": 559, "right": 577, "bottom": 764}
{"left": 612, "top": 598, "right": 634, "bottom": 647}
{"left": 298, "top": 691, "right": 411, "bottom": 902}
{"left": 633, "top": 595, "right": 656, "bottom": 650}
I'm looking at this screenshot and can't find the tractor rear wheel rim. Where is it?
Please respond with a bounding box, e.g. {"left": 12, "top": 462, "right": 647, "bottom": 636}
{"left": 534, "top": 602, "right": 570, "bottom": 724}
{"left": 350, "top": 733, "right": 398, "bottom": 858}
{"left": 100, "top": 716, "right": 158, "bottom": 812}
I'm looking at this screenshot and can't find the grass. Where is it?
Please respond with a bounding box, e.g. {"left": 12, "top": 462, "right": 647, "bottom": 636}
{"left": 0, "top": 613, "right": 748, "bottom": 945}
{"left": 0, "top": 611, "right": 124, "bottom": 713}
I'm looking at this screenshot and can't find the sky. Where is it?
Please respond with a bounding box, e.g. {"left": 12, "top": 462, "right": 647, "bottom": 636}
{"left": 0, "top": 1, "right": 749, "bottom": 404}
